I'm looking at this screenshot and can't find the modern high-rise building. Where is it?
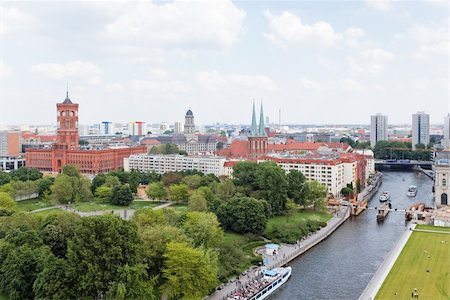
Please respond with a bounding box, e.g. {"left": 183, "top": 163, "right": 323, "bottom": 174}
{"left": 101, "top": 121, "right": 113, "bottom": 135}
{"left": 174, "top": 122, "right": 183, "bottom": 134}
{"left": 444, "top": 114, "right": 450, "bottom": 140}
{"left": 370, "top": 113, "right": 388, "bottom": 148}
{"left": 128, "top": 121, "right": 146, "bottom": 136}
{"left": 412, "top": 111, "right": 430, "bottom": 150}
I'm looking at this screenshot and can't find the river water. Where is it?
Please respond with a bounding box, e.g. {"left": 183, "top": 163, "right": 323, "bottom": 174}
{"left": 271, "top": 170, "right": 434, "bottom": 300}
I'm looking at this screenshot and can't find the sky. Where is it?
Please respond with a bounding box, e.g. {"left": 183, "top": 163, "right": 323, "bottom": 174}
{"left": 0, "top": 0, "right": 449, "bottom": 126}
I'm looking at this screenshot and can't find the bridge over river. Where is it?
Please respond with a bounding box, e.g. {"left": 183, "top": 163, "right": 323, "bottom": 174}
{"left": 375, "top": 159, "right": 433, "bottom": 168}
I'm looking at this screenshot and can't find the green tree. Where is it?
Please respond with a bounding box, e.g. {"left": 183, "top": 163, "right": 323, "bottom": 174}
{"left": 91, "top": 173, "right": 106, "bottom": 193}
{"left": 139, "top": 225, "right": 191, "bottom": 273}
{"left": 104, "top": 175, "right": 121, "bottom": 189}
{"left": 36, "top": 176, "right": 55, "bottom": 197}
{"left": 232, "top": 161, "right": 259, "bottom": 193}
{"left": 217, "top": 197, "right": 267, "bottom": 235}
{"left": 95, "top": 185, "right": 113, "bottom": 203}
{"left": 287, "top": 170, "right": 309, "bottom": 206}
{"left": 51, "top": 174, "right": 93, "bottom": 204}
{"left": 182, "top": 174, "right": 203, "bottom": 189}
{"left": 132, "top": 208, "right": 181, "bottom": 229}
{"left": 146, "top": 181, "right": 167, "bottom": 200}
{"left": 285, "top": 199, "right": 297, "bottom": 223}
{"left": 0, "top": 244, "right": 49, "bottom": 300}
{"left": 41, "top": 212, "right": 80, "bottom": 258}
{"left": 140, "top": 171, "right": 161, "bottom": 185}
{"left": 210, "top": 179, "right": 236, "bottom": 202}
{"left": 111, "top": 184, "right": 133, "bottom": 206}
{"left": 188, "top": 190, "right": 208, "bottom": 212}
{"left": 106, "top": 264, "right": 156, "bottom": 300}
{"left": 0, "top": 191, "right": 16, "bottom": 216}
{"left": 307, "top": 180, "right": 327, "bottom": 211}
{"left": 67, "top": 215, "right": 142, "bottom": 298}
{"left": 255, "top": 161, "right": 288, "bottom": 215}
{"left": 0, "top": 171, "right": 11, "bottom": 185}
{"left": 33, "top": 256, "right": 77, "bottom": 300}
{"left": 62, "top": 164, "right": 80, "bottom": 177}
{"left": 183, "top": 212, "right": 223, "bottom": 248}
{"left": 162, "top": 171, "right": 183, "bottom": 186}
{"left": 162, "top": 242, "right": 218, "bottom": 300}
{"left": 10, "top": 167, "right": 43, "bottom": 181}
{"left": 339, "top": 137, "right": 355, "bottom": 147}
{"left": 168, "top": 184, "right": 189, "bottom": 202}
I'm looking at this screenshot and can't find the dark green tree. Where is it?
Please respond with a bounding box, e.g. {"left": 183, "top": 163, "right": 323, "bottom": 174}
{"left": 217, "top": 196, "right": 267, "bottom": 234}
{"left": 287, "top": 170, "right": 309, "bottom": 206}
{"left": 111, "top": 184, "right": 134, "bottom": 206}
{"left": 232, "top": 161, "right": 259, "bottom": 193}
{"left": 10, "top": 167, "right": 43, "bottom": 181}
{"left": 91, "top": 173, "right": 107, "bottom": 193}
{"left": 255, "top": 161, "right": 288, "bottom": 215}
{"left": 67, "top": 215, "right": 142, "bottom": 298}
{"left": 36, "top": 176, "right": 55, "bottom": 197}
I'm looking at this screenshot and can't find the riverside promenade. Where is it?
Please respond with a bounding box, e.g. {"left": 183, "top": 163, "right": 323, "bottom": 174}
{"left": 208, "top": 206, "right": 351, "bottom": 300}
{"left": 359, "top": 223, "right": 416, "bottom": 300}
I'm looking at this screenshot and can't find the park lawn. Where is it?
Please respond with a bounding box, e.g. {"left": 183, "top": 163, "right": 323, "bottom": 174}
{"left": 375, "top": 228, "right": 450, "bottom": 300}
{"left": 169, "top": 202, "right": 188, "bottom": 211}
{"left": 129, "top": 201, "right": 166, "bottom": 210}
{"left": 416, "top": 224, "right": 450, "bottom": 232}
{"left": 15, "top": 198, "right": 53, "bottom": 212}
{"left": 29, "top": 208, "right": 65, "bottom": 217}
{"left": 69, "top": 202, "right": 126, "bottom": 212}
{"left": 266, "top": 209, "right": 331, "bottom": 230}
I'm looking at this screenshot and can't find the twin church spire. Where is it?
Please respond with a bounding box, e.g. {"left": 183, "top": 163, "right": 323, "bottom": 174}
{"left": 250, "top": 101, "right": 267, "bottom": 137}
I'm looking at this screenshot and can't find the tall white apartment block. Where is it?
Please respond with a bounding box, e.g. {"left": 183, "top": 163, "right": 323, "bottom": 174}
{"left": 412, "top": 111, "right": 430, "bottom": 150}
{"left": 444, "top": 114, "right": 450, "bottom": 140}
{"left": 370, "top": 114, "right": 388, "bottom": 148}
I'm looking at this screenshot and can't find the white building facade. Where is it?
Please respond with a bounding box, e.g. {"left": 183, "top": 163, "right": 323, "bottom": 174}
{"left": 412, "top": 111, "right": 430, "bottom": 150}
{"left": 124, "top": 154, "right": 226, "bottom": 177}
{"left": 370, "top": 113, "right": 388, "bottom": 148}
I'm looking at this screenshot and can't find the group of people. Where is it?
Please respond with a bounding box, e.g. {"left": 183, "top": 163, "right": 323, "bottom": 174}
{"left": 227, "top": 277, "right": 272, "bottom": 300}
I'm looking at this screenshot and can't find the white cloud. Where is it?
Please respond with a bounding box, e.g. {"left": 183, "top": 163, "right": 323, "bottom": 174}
{"left": 264, "top": 10, "right": 364, "bottom": 48}
{"left": 195, "top": 71, "right": 276, "bottom": 91}
{"left": 0, "top": 6, "right": 34, "bottom": 35}
{"left": 106, "top": 79, "right": 191, "bottom": 93}
{"left": 366, "top": 0, "right": 393, "bottom": 11}
{"left": 337, "top": 78, "right": 367, "bottom": 94}
{"left": 31, "top": 61, "right": 102, "bottom": 85}
{"left": 0, "top": 61, "right": 11, "bottom": 79}
{"left": 348, "top": 48, "right": 394, "bottom": 74}
{"left": 150, "top": 68, "right": 168, "bottom": 80}
{"left": 408, "top": 23, "right": 449, "bottom": 57}
{"left": 299, "top": 77, "right": 321, "bottom": 90}
{"left": 102, "top": 1, "right": 245, "bottom": 50}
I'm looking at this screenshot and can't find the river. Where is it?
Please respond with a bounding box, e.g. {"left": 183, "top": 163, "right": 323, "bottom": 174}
{"left": 271, "top": 170, "right": 434, "bottom": 300}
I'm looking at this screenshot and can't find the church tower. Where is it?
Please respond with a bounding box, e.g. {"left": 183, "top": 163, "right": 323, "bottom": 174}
{"left": 248, "top": 101, "right": 268, "bottom": 159}
{"left": 184, "top": 109, "right": 195, "bottom": 134}
{"left": 55, "top": 90, "right": 79, "bottom": 150}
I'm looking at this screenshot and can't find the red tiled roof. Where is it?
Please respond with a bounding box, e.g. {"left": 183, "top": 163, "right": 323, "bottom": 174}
{"left": 223, "top": 161, "right": 239, "bottom": 167}
{"left": 216, "top": 140, "right": 250, "bottom": 158}
{"left": 268, "top": 140, "right": 350, "bottom": 152}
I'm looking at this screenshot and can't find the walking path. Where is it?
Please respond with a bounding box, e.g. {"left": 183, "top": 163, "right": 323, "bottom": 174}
{"left": 413, "top": 228, "right": 450, "bottom": 234}
{"left": 359, "top": 223, "right": 416, "bottom": 300}
{"left": 28, "top": 201, "right": 174, "bottom": 220}
{"left": 208, "top": 206, "right": 351, "bottom": 300}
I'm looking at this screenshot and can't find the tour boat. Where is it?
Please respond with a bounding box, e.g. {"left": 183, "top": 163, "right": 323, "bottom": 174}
{"left": 379, "top": 191, "right": 390, "bottom": 202}
{"left": 376, "top": 202, "right": 391, "bottom": 221}
{"left": 407, "top": 185, "right": 417, "bottom": 197}
{"left": 227, "top": 267, "right": 292, "bottom": 300}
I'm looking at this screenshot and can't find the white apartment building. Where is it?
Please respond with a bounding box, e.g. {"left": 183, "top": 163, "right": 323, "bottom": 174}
{"left": 412, "top": 111, "right": 430, "bottom": 150}
{"left": 370, "top": 113, "right": 388, "bottom": 148}
{"left": 261, "top": 156, "right": 351, "bottom": 197}
{"left": 124, "top": 154, "right": 226, "bottom": 177}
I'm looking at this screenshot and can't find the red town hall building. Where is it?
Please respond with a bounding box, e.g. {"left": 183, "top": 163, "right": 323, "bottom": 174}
{"left": 26, "top": 93, "right": 146, "bottom": 174}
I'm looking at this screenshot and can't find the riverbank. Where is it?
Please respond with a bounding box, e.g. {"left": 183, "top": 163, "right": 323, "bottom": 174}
{"left": 208, "top": 206, "right": 351, "bottom": 300}
{"left": 359, "top": 223, "right": 416, "bottom": 300}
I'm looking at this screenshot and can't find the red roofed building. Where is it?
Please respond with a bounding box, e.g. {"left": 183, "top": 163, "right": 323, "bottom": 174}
{"left": 26, "top": 92, "right": 146, "bottom": 174}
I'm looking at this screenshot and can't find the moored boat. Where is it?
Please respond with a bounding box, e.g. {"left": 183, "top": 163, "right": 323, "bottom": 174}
{"left": 376, "top": 202, "right": 391, "bottom": 221}
{"left": 227, "top": 267, "right": 292, "bottom": 300}
{"left": 379, "top": 191, "right": 390, "bottom": 202}
{"left": 407, "top": 185, "right": 417, "bottom": 197}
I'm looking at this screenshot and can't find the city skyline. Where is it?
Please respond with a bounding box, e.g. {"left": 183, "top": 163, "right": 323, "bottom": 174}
{"left": 1, "top": 1, "right": 449, "bottom": 125}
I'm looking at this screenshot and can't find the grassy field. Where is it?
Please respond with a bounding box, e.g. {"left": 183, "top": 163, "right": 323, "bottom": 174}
{"left": 15, "top": 198, "right": 53, "bottom": 212}
{"left": 416, "top": 225, "right": 450, "bottom": 232}
{"left": 69, "top": 201, "right": 165, "bottom": 212}
{"left": 29, "top": 208, "right": 65, "bottom": 217}
{"left": 169, "top": 202, "right": 188, "bottom": 211}
{"left": 266, "top": 210, "right": 331, "bottom": 229}
{"left": 376, "top": 226, "right": 450, "bottom": 300}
